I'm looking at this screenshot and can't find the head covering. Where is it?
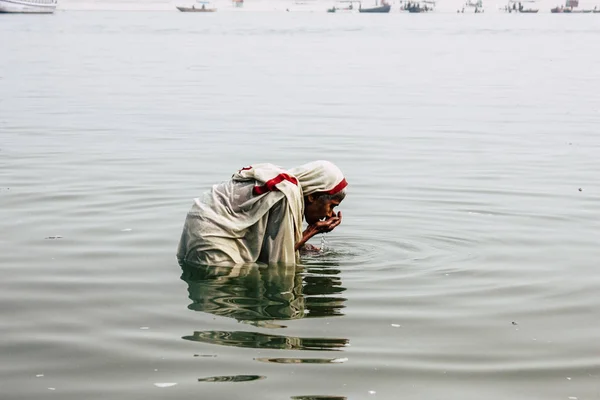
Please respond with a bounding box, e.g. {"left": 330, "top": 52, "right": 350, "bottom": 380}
{"left": 231, "top": 160, "right": 347, "bottom": 198}
{"left": 289, "top": 160, "right": 347, "bottom": 197}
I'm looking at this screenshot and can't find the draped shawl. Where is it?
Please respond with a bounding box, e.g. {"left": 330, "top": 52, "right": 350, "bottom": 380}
{"left": 177, "top": 160, "right": 347, "bottom": 266}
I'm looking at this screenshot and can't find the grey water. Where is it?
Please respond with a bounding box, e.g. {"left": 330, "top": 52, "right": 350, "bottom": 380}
{"left": 1, "top": 10, "right": 600, "bottom": 400}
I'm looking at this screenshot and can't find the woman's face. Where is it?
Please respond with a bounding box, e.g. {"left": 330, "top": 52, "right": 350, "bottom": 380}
{"left": 304, "top": 194, "right": 342, "bottom": 225}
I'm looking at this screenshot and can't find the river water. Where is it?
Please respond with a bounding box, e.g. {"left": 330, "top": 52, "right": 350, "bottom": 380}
{"left": 1, "top": 11, "right": 599, "bottom": 400}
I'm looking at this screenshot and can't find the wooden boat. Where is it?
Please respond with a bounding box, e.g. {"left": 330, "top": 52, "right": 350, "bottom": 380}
{"left": 0, "top": 0, "right": 57, "bottom": 13}
{"left": 550, "top": 0, "right": 594, "bottom": 13}
{"left": 402, "top": 0, "right": 435, "bottom": 12}
{"left": 176, "top": 5, "right": 216, "bottom": 11}
{"left": 504, "top": 0, "right": 538, "bottom": 13}
{"left": 458, "top": 0, "right": 484, "bottom": 13}
{"left": 327, "top": 0, "right": 357, "bottom": 12}
{"left": 177, "top": 1, "right": 216, "bottom": 12}
{"left": 359, "top": 2, "right": 391, "bottom": 12}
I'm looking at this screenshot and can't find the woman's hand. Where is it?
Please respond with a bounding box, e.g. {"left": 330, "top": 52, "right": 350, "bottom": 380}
{"left": 295, "top": 212, "right": 342, "bottom": 251}
{"left": 310, "top": 211, "right": 343, "bottom": 234}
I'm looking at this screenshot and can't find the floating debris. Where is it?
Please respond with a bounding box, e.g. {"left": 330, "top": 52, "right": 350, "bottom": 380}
{"left": 194, "top": 354, "right": 217, "bottom": 358}
{"left": 36, "top": 374, "right": 44, "bottom": 377}
{"left": 568, "top": 397, "right": 577, "bottom": 400}
{"left": 140, "top": 327, "right": 150, "bottom": 330}
{"left": 567, "top": 377, "right": 572, "bottom": 380}
{"left": 578, "top": 188, "right": 582, "bottom": 192}
{"left": 45, "top": 236, "right": 62, "bottom": 240}
{"left": 154, "top": 383, "right": 177, "bottom": 388}
{"left": 198, "top": 375, "right": 265, "bottom": 383}
{"left": 369, "top": 390, "right": 376, "bottom": 395}
{"left": 121, "top": 228, "right": 132, "bottom": 232}
{"left": 391, "top": 324, "right": 401, "bottom": 328}
{"left": 48, "top": 388, "right": 56, "bottom": 391}
{"left": 511, "top": 321, "right": 518, "bottom": 325}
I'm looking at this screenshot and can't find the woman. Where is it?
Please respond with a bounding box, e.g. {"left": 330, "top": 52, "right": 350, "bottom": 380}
{"left": 177, "top": 160, "right": 347, "bottom": 266}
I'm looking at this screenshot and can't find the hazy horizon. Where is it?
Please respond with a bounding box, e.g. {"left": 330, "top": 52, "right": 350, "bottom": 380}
{"left": 50, "top": 0, "right": 600, "bottom": 13}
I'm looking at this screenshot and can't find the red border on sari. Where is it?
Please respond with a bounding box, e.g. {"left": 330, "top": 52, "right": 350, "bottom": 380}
{"left": 253, "top": 173, "right": 299, "bottom": 195}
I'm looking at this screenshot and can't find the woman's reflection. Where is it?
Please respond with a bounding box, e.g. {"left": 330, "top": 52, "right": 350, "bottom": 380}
{"left": 180, "top": 263, "right": 347, "bottom": 322}
{"left": 181, "top": 263, "right": 349, "bottom": 351}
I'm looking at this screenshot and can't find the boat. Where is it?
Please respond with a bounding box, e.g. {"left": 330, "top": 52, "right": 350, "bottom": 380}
{"left": 176, "top": 1, "right": 216, "bottom": 12}
{"left": 327, "top": 0, "right": 358, "bottom": 12}
{"left": 551, "top": 0, "right": 594, "bottom": 12}
{"left": 232, "top": 0, "right": 243, "bottom": 7}
{"left": 0, "top": 0, "right": 57, "bottom": 13}
{"left": 359, "top": 0, "right": 391, "bottom": 12}
{"left": 402, "top": 0, "right": 435, "bottom": 12}
{"left": 504, "top": 0, "right": 538, "bottom": 12}
{"left": 458, "top": 0, "right": 484, "bottom": 12}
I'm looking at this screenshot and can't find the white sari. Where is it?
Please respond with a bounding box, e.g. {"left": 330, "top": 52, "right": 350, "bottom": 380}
{"left": 177, "top": 160, "right": 347, "bottom": 266}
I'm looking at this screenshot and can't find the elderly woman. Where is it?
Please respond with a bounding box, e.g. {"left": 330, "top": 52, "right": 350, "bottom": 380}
{"left": 177, "top": 160, "right": 347, "bottom": 266}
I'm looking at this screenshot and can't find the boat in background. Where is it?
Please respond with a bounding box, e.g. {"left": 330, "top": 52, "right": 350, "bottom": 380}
{"left": 458, "top": 0, "right": 484, "bottom": 12}
{"left": 551, "top": 0, "right": 594, "bottom": 12}
{"left": 0, "top": 0, "right": 57, "bottom": 13}
{"left": 327, "top": 0, "right": 358, "bottom": 12}
{"left": 402, "top": 0, "right": 436, "bottom": 12}
{"left": 504, "top": 0, "right": 538, "bottom": 12}
{"left": 358, "top": 0, "right": 391, "bottom": 12}
{"left": 176, "top": 1, "right": 216, "bottom": 12}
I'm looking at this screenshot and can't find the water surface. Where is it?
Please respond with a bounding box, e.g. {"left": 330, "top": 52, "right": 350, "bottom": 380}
{"left": 1, "top": 11, "right": 599, "bottom": 400}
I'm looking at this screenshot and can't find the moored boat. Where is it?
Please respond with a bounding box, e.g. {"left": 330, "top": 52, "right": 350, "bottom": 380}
{"left": 176, "top": 1, "right": 216, "bottom": 12}
{"left": 359, "top": 0, "right": 391, "bottom": 12}
{"left": 458, "top": 0, "right": 484, "bottom": 13}
{"left": 550, "top": 0, "right": 594, "bottom": 12}
{"left": 402, "top": 0, "right": 435, "bottom": 12}
{"left": 0, "top": 0, "right": 57, "bottom": 13}
{"left": 504, "top": 0, "right": 538, "bottom": 12}
{"left": 327, "top": 0, "right": 358, "bottom": 12}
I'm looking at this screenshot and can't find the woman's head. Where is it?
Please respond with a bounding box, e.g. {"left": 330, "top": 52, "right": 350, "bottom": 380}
{"left": 289, "top": 160, "right": 347, "bottom": 225}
